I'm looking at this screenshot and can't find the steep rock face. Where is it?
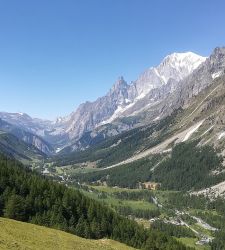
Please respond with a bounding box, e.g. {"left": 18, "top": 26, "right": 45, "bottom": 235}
{"left": 0, "top": 112, "right": 69, "bottom": 148}
{"left": 2, "top": 49, "right": 222, "bottom": 153}
{"left": 139, "top": 47, "right": 225, "bottom": 122}
{"left": 0, "top": 118, "right": 53, "bottom": 155}
{"left": 64, "top": 48, "right": 225, "bottom": 152}
{"left": 59, "top": 52, "right": 206, "bottom": 141}
{"left": 60, "top": 77, "right": 130, "bottom": 140}
{"left": 177, "top": 47, "right": 225, "bottom": 106}
{"left": 0, "top": 112, "right": 53, "bottom": 137}
{"left": 132, "top": 52, "right": 206, "bottom": 98}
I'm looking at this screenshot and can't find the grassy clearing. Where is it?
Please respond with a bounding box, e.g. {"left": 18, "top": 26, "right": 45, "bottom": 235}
{"left": 56, "top": 164, "right": 100, "bottom": 175}
{"left": 90, "top": 185, "right": 152, "bottom": 194}
{"left": 188, "top": 208, "right": 219, "bottom": 216}
{"left": 91, "top": 185, "right": 132, "bottom": 193}
{"left": 0, "top": 217, "right": 135, "bottom": 250}
{"left": 90, "top": 187, "right": 177, "bottom": 210}
{"left": 83, "top": 189, "right": 157, "bottom": 211}
{"left": 176, "top": 237, "right": 210, "bottom": 250}
{"left": 191, "top": 224, "right": 213, "bottom": 238}
{"left": 153, "top": 190, "right": 179, "bottom": 204}
{"left": 86, "top": 186, "right": 158, "bottom": 209}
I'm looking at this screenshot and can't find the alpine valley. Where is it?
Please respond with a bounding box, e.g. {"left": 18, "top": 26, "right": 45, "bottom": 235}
{"left": 1, "top": 47, "right": 225, "bottom": 250}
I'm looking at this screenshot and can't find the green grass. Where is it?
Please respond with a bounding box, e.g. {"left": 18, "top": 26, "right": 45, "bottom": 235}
{"left": 91, "top": 185, "right": 140, "bottom": 193}
{"left": 188, "top": 208, "right": 219, "bottom": 216}
{"left": 83, "top": 189, "right": 157, "bottom": 211}
{"left": 85, "top": 186, "right": 158, "bottom": 210}
{"left": 176, "top": 237, "right": 210, "bottom": 250}
{"left": 153, "top": 190, "right": 179, "bottom": 204}
{"left": 56, "top": 164, "right": 100, "bottom": 175}
{"left": 90, "top": 188, "right": 177, "bottom": 211}
{"left": 0, "top": 217, "right": 135, "bottom": 250}
{"left": 82, "top": 186, "right": 213, "bottom": 249}
{"left": 191, "top": 224, "right": 213, "bottom": 238}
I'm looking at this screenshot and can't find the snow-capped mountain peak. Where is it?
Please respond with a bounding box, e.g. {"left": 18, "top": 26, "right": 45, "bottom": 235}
{"left": 51, "top": 51, "right": 208, "bottom": 140}
{"left": 0, "top": 50, "right": 212, "bottom": 150}
{"left": 134, "top": 52, "right": 207, "bottom": 99}
{"left": 160, "top": 52, "right": 207, "bottom": 79}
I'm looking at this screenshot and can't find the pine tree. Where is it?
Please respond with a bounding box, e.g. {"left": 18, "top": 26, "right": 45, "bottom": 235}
{"left": 4, "top": 194, "right": 27, "bottom": 221}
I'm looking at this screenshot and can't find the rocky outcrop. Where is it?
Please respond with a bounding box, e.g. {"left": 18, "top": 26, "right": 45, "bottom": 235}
{"left": 2, "top": 48, "right": 225, "bottom": 154}
{"left": 55, "top": 52, "right": 206, "bottom": 141}
{"left": 0, "top": 118, "right": 53, "bottom": 155}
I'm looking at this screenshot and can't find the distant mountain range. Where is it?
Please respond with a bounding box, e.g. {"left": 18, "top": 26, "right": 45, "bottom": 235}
{"left": 1, "top": 47, "right": 225, "bottom": 158}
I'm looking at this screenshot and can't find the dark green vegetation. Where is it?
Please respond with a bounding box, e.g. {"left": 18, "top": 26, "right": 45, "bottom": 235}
{"left": 158, "top": 192, "right": 225, "bottom": 249}
{"left": 72, "top": 155, "right": 162, "bottom": 188}
{"left": 151, "top": 220, "right": 196, "bottom": 238}
{"left": 69, "top": 140, "right": 225, "bottom": 249}
{"left": 81, "top": 187, "right": 160, "bottom": 220}
{"left": 80, "top": 185, "right": 225, "bottom": 249}
{"left": 162, "top": 192, "right": 211, "bottom": 210}
{"left": 152, "top": 141, "right": 224, "bottom": 191}
{"left": 74, "top": 141, "right": 224, "bottom": 192}
{"left": 51, "top": 109, "right": 181, "bottom": 168}
{"left": 116, "top": 206, "right": 160, "bottom": 220}
{"left": 211, "top": 229, "right": 225, "bottom": 250}
{"left": 0, "top": 154, "right": 191, "bottom": 250}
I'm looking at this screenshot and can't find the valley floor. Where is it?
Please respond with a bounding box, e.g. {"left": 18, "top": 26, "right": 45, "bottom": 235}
{"left": 81, "top": 185, "right": 216, "bottom": 250}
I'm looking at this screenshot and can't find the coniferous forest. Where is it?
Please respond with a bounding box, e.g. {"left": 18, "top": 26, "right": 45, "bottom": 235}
{"left": 72, "top": 141, "right": 224, "bottom": 191}
{"left": 0, "top": 154, "right": 191, "bottom": 250}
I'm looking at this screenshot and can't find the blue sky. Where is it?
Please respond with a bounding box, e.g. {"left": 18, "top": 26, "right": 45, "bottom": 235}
{"left": 0, "top": 0, "right": 225, "bottom": 119}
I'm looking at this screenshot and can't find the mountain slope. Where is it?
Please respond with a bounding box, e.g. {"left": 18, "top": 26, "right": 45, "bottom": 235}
{"left": 0, "top": 112, "right": 68, "bottom": 148}
{"left": 0, "top": 217, "right": 135, "bottom": 250}
{"left": 61, "top": 47, "right": 225, "bottom": 153}
{"left": 0, "top": 48, "right": 222, "bottom": 156}
{"left": 0, "top": 112, "right": 52, "bottom": 137}
{"left": 0, "top": 154, "right": 188, "bottom": 250}
{"left": 0, "top": 131, "right": 46, "bottom": 163}
{"left": 55, "top": 52, "right": 206, "bottom": 142}
{"left": 0, "top": 51, "right": 208, "bottom": 153}
{"left": 0, "top": 118, "right": 53, "bottom": 155}
{"left": 53, "top": 70, "right": 225, "bottom": 174}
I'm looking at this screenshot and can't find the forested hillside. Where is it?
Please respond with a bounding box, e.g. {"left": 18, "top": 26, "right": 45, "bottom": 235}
{"left": 72, "top": 141, "right": 224, "bottom": 191}
{"left": 0, "top": 154, "right": 190, "bottom": 250}
{"left": 152, "top": 141, "right": 224, "bottom": 191}
{"left": 51, "top": 109, "right": 180, "bottom": 168}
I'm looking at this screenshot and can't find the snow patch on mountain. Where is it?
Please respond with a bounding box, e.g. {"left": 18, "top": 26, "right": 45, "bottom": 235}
{"left": 212, "top": 70, "right": 223, "bottom": 79}
{"left": 182, "top": 120, "right": 204, "bottom": 142}
{"left": 218, "top": 131, "right": 225, "bottom": 140}
{"left": 100, "top": 52, "right": 207, "bottom": 126}
{"left": 0, "top": 51, "right": 209, "bottom": 146}
{"left": 133, "top": 52, "right": 207, "bottom": 100}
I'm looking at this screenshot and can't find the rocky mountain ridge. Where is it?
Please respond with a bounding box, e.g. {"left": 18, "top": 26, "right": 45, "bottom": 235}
{"left": 59, "top": 52, "right": 206, "bottom": 140}
{"left": 2, "top": 48, "right": 225, "bottom": 154}
{"left": 0, "top": 117, "right": 53, "bottom": 155}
